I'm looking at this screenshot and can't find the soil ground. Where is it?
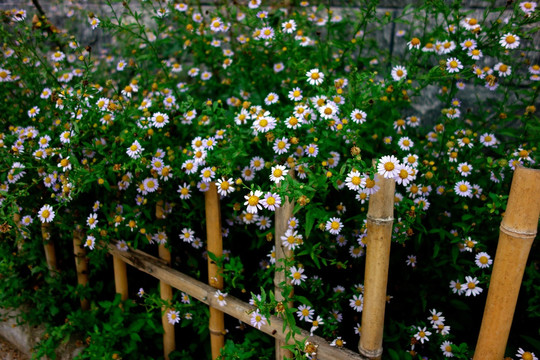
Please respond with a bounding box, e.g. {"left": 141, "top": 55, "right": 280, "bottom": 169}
{"left": 0, "top": 334, "right": 28, "bottom": 360}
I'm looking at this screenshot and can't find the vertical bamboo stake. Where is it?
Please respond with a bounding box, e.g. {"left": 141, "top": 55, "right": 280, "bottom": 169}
{"left": 73, "top": 226, "right": 90, "bottom": 310}
{"left": 359, "top": 167, "right": 395, "bottom": 360}
{"left": 113, "top": 255, "right": 128, "bottom": 301}
{"left": 274, "top": 189, "right": 294, "bottom": 360}
{"left": 157, "top": 200, "right": 175, "bottom": 360}
{"left": 205, "top": 183, "right": 225, "bottom": 360}
{"left": 13, "top": 213, "right": 24, "bottom": 251}
{"left": 473, "top": 166, "right": 540, "bottom": 360}
{"left": 41, "top": 222, "right": 57, "bottom": 276}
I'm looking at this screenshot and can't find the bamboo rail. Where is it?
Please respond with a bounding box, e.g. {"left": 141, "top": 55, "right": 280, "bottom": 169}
{"left": 205, "top": 183, "right": 225, "bottom": 360}
{"left": 107, "top": 243, "right": 363, "bottom": 360}
{"left": 156, "top": 200, "right": 175, "bottom": 360}
{"left": 73, "top": 227, "right": 90, "bottom": 310}
{"left": 473, "top": 165, "right": 540, "bottom": 360}
{"left": 359, "top": 169, "right": 395, "bottom": 360}
{"left": 274, "top": 190, "right": 294, "bottom": 360}
{"left": 41, "top": 222, "right": 57, "bottom": 276}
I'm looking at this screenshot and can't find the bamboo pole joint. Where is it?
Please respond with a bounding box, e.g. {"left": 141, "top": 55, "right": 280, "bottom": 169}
{"left": 358, "top": 346, "right": 383, "bottom": 358}
{"left": 499, "top": 223, "right": 537, "bottom": 239}
{"left": 366, "top": 214, "right": 394, "bottom": 224}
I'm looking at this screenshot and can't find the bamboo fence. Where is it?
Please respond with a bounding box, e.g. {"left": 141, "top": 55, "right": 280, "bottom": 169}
{"left": 32, "top": 165, "right": 536, "bottom": 359}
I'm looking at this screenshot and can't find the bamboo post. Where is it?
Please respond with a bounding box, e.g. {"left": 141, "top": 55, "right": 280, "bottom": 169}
{"left": 274, "top": 189, "right": 294, "bottom": 360}
{"left": 473, "top": 165, "right": 540, "bottom": 360}
{"left": 41, "top": 222, "right": 57, "bottom": 276}
{"left": 157, "top": 200, "right": 175, "bottom": 360}
{"left": 113, "top": 255, "right": 128, "bottom": 301}
{"left": 359, "top": 167, "right": 395, "bottom": 360}
{"left": 205, "top": 183, "right": 225, "bottom": 360}
{"left": 73, "top": 226, "right": 90, "bottom": 310}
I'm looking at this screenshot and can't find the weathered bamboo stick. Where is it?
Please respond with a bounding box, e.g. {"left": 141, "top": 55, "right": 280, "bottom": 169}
{"left": 41, "top": 222, "right": 57, "bottom": 276}
{"left": 73, "top": 227, "right": 89, "bottom": 310}
{"left": 274, "top": 189, "right": 294, "bottom": 360}
{"left": 13, "top": 213, "right": 24, "bottom": 251}
{"left": 107, "top": 243, "right": 363, "bottom": 360}
{"left": 156, "top": 200, "right": 175, "bottom": 360}
{"left": 205, "top": 183, "right": 225, "bottom": 360}
{"left": 473, "top": 165, "right": 540, "bottom": 360}
{"left": 359, "top": 168, "right": 395, "bottom": 360}
{"left": 113, "top": 255, "right": 128, "bottom": 301}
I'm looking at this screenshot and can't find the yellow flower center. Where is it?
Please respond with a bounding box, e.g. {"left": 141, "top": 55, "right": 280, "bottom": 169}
{"left": 147, "top": 180, "right": 155, "bottom": 188}
{"left": 384, "top": 162, "right": 395, "bottom": 171}
{"left": 156, "top": 115, "right": 164, "bottom": 123}
{"left": 396, "top": 69, "right": 403, "bottom": 77}
{"left": 479, "top": 256, "right": 488, "bottom": 264}
{"left": 41, "top": 210, "right": 50, "bottom": 219}
{"left": 273, "top": 169, "right": 283, "bottom": 177}
{"left": 419, "top": 331, "right": 426, "bottom": 338}
{"left": 130, "top": 144, "right": 138, "bottom": 151}
{"left": 203, "top": 170, "right": 211, "bottom": 178}
{"left": 311, "top": 72, "right": 320, "bottom": 79}
{"left": 411, "top": 37, "right": 420, "bottom": 45}
{"left": 522, "top": 352, "right": 534, "bottom": 360}
{"left": 506, "top": 35, "right": 515, "bottom": 44}
{"left": 60, "top": 159, "right": 69, "bottom": 167}
{"left": 462, "top": 165, "right": 470, "bottom": 172}
{"left": 220, "top": 181, "right": 229, "bottom": 190}
{"left": 248, "top": 195, "right": 259, "bottom": 206}
{"left": 266, "top": 196, "right": 275, "bottom": 205}
{"left": 351, "top": 176, "right": 361, "bottom": 185}
{"left": 365, "top": 178, "right": 375, "bottom": 188}
{"left": 259, "top": 119, "right": 268, "bottom": 127}
{"left": 399, "top": 169, "right": 408, "bottom": 179}
{"left": 459, "top": 184, "right": 468, "bottom": 192}
{"left": 499, "top": 64, "right": 508, "bottom": 72}
{"left": 450, "top": 60, "right": 458, "bottom": 68}
{"left": 324, "top": 107, "right": 333, "bottom": 115}
{"left": 331, "top": 221, "right": 340, "bottom": 230}
{"left": 468, "top": 282, "right": 476, "bottom": 289}
{"left": 181, "top": 188, "right": 189, "bottom": 195}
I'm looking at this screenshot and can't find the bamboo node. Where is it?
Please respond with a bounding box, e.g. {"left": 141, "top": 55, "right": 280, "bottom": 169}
{"left": 500, "top": 223, "right": 537, "bottom": 239}
{"left": 358, "top": 345, "right": 383, "bottom": 358}
{"left": 209, "top": 327, "right": 226, "bottom": 336}
{"left": 366, "top": 214, "right": 394, "bottom": 224}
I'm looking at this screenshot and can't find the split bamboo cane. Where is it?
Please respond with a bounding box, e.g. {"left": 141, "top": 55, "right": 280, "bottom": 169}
{"left": 205, "top": 183, "right": 225, "bottom": 360}
{"left": 274, "top": 190, "right": 294, "bottom": 360}
{"left": 473, "top": 165, "right": 540, "bottom": 360}
{"left": 359, "top": 168, "right": 395, "bottom": 360}
{"left": 41, "top": 222, "right": 57, "bottom": 276}
{"left": 73, "top": 227, "right": 90, "bottom": 310}
{"left": 156, "top": 200, "right": 175, "bottom": 360}
{"left": 113, "top": 255, "right": 128, "bottom": 301}
{"left": 107, "top": 243, "right": 363, "bottom": 360}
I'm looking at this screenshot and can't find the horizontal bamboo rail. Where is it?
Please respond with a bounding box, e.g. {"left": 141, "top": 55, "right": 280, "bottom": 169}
{"left": 107, "top": 242, "right": 363, "bottom": 360}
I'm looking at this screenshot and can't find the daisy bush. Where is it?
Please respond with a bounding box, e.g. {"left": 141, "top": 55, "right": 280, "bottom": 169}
{"left": 0, "top": 1, "right": 539, "bottom": 359}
